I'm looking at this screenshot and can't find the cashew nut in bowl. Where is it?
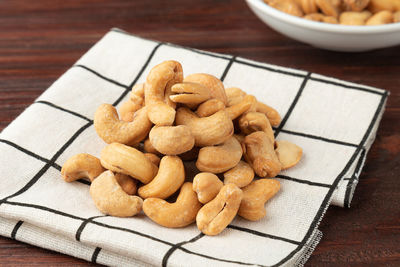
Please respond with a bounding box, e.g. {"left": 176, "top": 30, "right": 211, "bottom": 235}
{"left": 94, "top": 104, "right": 152, "bottom": 146}
{"left": 100, "top": 143, "right": 158, "bottom": 184}
{"left": 339, "top": 11, "right": 372, "bottom": 25}
{"left": 138, "top": 156, "right": 185, "bottom": 199}
{"left": 90, "top": 170, "right": 143, "bottom": 217}
{"left": 196, "top": 136, "right": 243, "bottom": 173}
{"left": 343, "top": 0, "right": 370, "bottom": 12}
{"left": 149, "top": 125, "right": 195, "bottom": 155}
{"left": 301, "top": 0, "right": 318, "bottom": 14}
{"left": 144, "top": 153, "right": 161, "bottom": 167}
{"left": 193, "top": 172, "right": 224, "bottom": 204}
{"left": 315, "top": 0, "right": 341, "bottom": 17}
{"left": 275, "top": 140, "right": 303, "bottom": 170}
{"left": 395, "top": 11, "right": 400, "bottom": 22}
{"left": 130, "top": 83, "right": 145, "bottom": 105}
{"left": 114, "top": 173, "right": 137, "bottom": 195}
{"left": 366, "top": 10, "right": 394, "bottom": 25}
{"left": 61, "top": 153, "right": 105, "bottom": 182}
{"left": 368, "top": 0, "right": 400, "bottom": 13}
{"left": 225, "top": 94, "right": 257, "bottom": 120}
{"left": 143, "top": 182, "right": 202, "bottom": 228}
{"left": 176, "top": 107, "right": 234, "bottom": 147}
{"left": 195, "top": 99, "right": 225, "bottom": 117}
{"left": 223, "top": 161, "right": 254, "bottom": 188}
{"left": 169, "top": 82, "right": 211, "bottom": 109}
{"left": 266, "top": 0, "right": 304, "bottom": 17}
{"left": 196, "top": 183, "right": 243, "bottom": 236}
{"left": 304, "top": 13, "right": 339, "bottom": 23}
{"left": 239, "top": 112, "right": 275, "bottom": 144}
{"left": 145, "top": 60, "right": 183, "bottom": 126}
{"left": 184, "top": 73, "right": 228, "bottom": 105}
{"left": 238, "top": 179, "right": 280, "bottom": 221}
{"left": 243, "top": 131, "right": 282, "bottom": 178}
{"left": 225, "top": 87, "right": 246, "bottom": 107}
{"left": 119, "top": 100, "right": 142, "bottom": 122}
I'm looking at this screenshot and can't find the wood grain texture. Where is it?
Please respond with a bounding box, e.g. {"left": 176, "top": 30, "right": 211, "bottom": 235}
{"left": 0, "top": 0, "right": 399, "bottom": 266}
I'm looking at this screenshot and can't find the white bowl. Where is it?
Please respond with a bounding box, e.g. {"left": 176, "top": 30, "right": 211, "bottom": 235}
{"left": 246, "top": 0, "right": 400, "bottom": 52}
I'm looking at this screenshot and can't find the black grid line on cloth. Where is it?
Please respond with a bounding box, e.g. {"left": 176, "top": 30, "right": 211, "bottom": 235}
{"left": 73, "top": 64, "right": 129, "bottom": 90}
{"left": 271, "top": 91, "right": 388, "bottom": 267}
{"left": 34, "top": 101, "right": 92, "bottom": 123}
{"left": 309, "top": 77, "right": 385, "bottom": 96}
{"left": 275, "top": 175, "right": 331, "bottom": 188}
{"left": 227, "top": 225, "right": 300, "bottom": 245}
{"left": 234, "top": 58, "right": 307, "bottom": 78}
{"left": 91, "top": 247, "right": 102, "bottom": 264}
{"left": 344, "top": 147, "right": 367, "bottom": 208}
{"left": 75, "top": 215, "right": 108, "bottom": 241}
{"left": 162, "top": 233, "right": 205, "bottom": 267}
{"left": 11, "top": 220, "right": 24, "bottom": 239}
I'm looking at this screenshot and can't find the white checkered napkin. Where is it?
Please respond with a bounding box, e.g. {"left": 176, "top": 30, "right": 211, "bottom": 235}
{"left": 0, "top": 28, "right": 387, "bottom": 266}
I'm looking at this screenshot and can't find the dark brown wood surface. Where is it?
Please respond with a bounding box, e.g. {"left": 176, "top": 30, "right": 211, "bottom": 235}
{"left": 0, "top": 0, "right": 399, "bottom": 266}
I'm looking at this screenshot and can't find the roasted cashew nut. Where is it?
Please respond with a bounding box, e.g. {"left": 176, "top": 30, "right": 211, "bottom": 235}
{"left": 100, "top": 143, "right": 158, "bottom": 184}
{"left": 130, "top": 83, "right": 145, "bottom": 105}
{"left": 193, "top": 173, "right": 224, "bottom": 204}
{"left": 366, "top": 10, "right": 394, "bottom": 25}
{"left": 225, "top": 87, "right": 247, "bottom": 107}
{"left": 90, "top": 170, "right": 143, "bottom": 217}
{"left": 138, "top": 156, "right": 185, "bottom": 199}
{"left": 145, "top": 60, "right": 183, "bottom": 126}
{"left": 368, "top": 0, "right": 400, "bottom": 13}
{"left": 343, "top": 0, "right": 370, "bottom": 12}
{"left": 225, "top": 94, "right": 257, "bottom": 120}
{"left": 149, "top": 125, "right": 195, "bottom": 155}
{"left": 195, "top": 99, "right": 225, "bottom": 117}
{"left": 144, "top": 153, "right": 161, "bottom": 166}
{"left": 176, "top": 107, "right": 234, "bottom": 147}
{"left": 196, "top": 183, "right": 243, "bottom": 236}
{"left": 143, "top": 138, "right": 161, "bottom": 155}
{"left": 239, "top": 112, "right": 275, "bottom": 143}
{"left": 243, "top": 131, "right": 281, "bottom": 178}
{"left": 255, "top": 101, "right": 281, "bottom": 127}
{"left": 94, "top": 104, "right": 152, "bottom": 146}
{"left": 119, "top": 100, "right": 142, "bottom": 122}
{"left": 196, "top": 136, "right": 243, "bottom": 173}
{"left": 301, "top": 0, "right": 318, "bottom": 14}
{"left": 114, "top": 173, "right": 137, "bottom": 195}
{"left": 184, "top": 73, "right": 228, "bottom": 106}
{"left": 143, "top": 182, "right": 202, "bottom": 228}
{"left": 315, "top": 0, "right": 341, "bottom": 17}
{"left": 169, "top": 82, "right": 211, "bottom": 109}
{"left": 275, "top": 140, "right": 303, "bottom": 170}
{"left": 223, "top": 161, "right": 254, "bottom": 188}
{"left": 61, "top": 153, "right": 105, "bottom": 182}
{"left": 238, "top": 179, "right": 280, "bottom": 221}
{"left": 339, "top": 11, "right": 372, "bottom": 25}
{"left": 267, "top": 0, "right": 304, "bottom": 17}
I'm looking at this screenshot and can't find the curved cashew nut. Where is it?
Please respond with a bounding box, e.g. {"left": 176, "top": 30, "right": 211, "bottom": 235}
{"left": 339, "top": 11, "right": 372, "bottom": 25}
{"left": 145, "top": 60, "right": 183, "bottom": 126}
{"left": 94, "top": 104, "right": 152, "bottom": 146}
{"left": 196, "top": 136, "right": 243, "bottom": 173}
{"left": 225, "top": 87, "right": 247, "bottom": 107}
{"left": 301, "top": 0, "right": 318, "bottom": 14}
{"left": 238, "top": 179, "right": 280, "bottom": 221}
{"left": 114, "top": 173, "right": 137, "bottom": 195}
{"left": 176, "top": 107, "right": 234, "bottom": 147}
{"left": 149, "top": 125, "right": 195, "bottom": 155}
{"left": 195, "top": 99, "right": 225, "bottom": 117}
{"left": 143, "top": 138, "right": 161, "bottom": 155}
{"left": 239, "top": 112, "right": 275, "bottom": 143}
{"left": 193, "top": 173, "right": 223, "bottom": 204}
{"left": 255, "top": 101, "right": 281, "bottom": 127}
{"left": 275, "top": 140, "right": 303, "bottom": 170}
{"left": 119, "top": 100, "right": 142, "bottom": 122}
{"left": 196, "top": 183, "right": 243, "bottom": 236}
{"left": 130, "top": 83, "right": 145, "bottom": 105}
{"left": 184, "top": 73, "right": 228, "bottom": 105}
{"left": 366, "top": 10, "right": 394, "bottom": 25}
{"left": 243, "top": 131, "right": 281, "bottom": 178}
{"left": 223, "top": 160, "right": 254, "bottom": 188}
{"left": 61, "top": 153, "right": 105, "bottom": 182}
{"left": 143, "top": 182, "right": 202, "bottom": 228}
{"left": 225, "top": 95, "right": 257, "bottom": 120}
{"left": 170, "top": 82, "right": 211, "bottom": 109}
{"left": 315, "top": 0, "right": 341, "bottom": 17}
{"left": 268, "top": 0, "right": 304, "bottom": 17}
{"left": 343, "top": 0, "right": 370, "bottom": 12}
{"left": 90, "top": 170, "right": 143, "bottom": 217}
{"left": 144, "top": 153, "right": 161, "bottom": 166}
{"left": 100, "top": 143, "right": 158, "bottom": 184}
{"left": 138, "top": 156, "right": 185, "bottom": 199}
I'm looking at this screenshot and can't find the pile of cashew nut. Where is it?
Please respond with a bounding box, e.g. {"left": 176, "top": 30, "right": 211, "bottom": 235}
{"left": 264, "top": 0, "right": 400, "bottom": 25}
{"left": 61, "top": 60, "right": 303, "bottom": 236}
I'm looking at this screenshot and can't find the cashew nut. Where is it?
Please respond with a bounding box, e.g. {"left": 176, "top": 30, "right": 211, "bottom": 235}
{"left": 366, "top": 10, "right": 394, "bottom": 25}
{"left": 193, "top": 173, "right": 224, "bottom": 204}
{"left": 143, "top": 182, "right": 202, "bottom": 228}
{"left": 114, "top": 173, "right": 137, "bottom": 195}
{"left": 238, "top": 179, "right": 280, "bottom": 221}
{"left": 130, "top": 83, "right": 145, "bottom": 105}
{"left": 196, "top": 183, "right": 243, "bottom": 236}
{"left": 145, "top": 60, "right": 183, "bottom": 126}
{"left": 275, "top": 140, "right": 303, "bottom": 170}
{"left": 149, "top": 125, "right": 195, "bottom": 155}
{"left": 90, "top": 170, "right": 143, "bottom": 217}
{"left": 267, "top": 0, "right": 304, "bottom": 17}
{"left": 94, "top": 104, "right": 152, "bottom": 146}
{"left": 61, "top": 153, "right": 105, "bottom": 182}
{"left": 195, "top": 99, "right": 225, "bottom": 117}
{"left": 143, "top": 138, "right": 161, "bottom": 155}
{"left": 119, "top": 100, "right": 142, "bottom": 122}
{"left": 368, "top": 0, "right": 400, "bottom": 13}
{"left": 169, "top": 82, "right": 211, "bottom": 108}
{"left": 243, "top": 131, "right": 281, "bottom": 178}
{"left": 239, "top": 112, "right": 274, "bottom": 144}
{"left": 339, "top": 11, "right": 372, "bottom": 25}
{"left": 226, "top": 95, "right": 257, "bottom": 120}
{"left": 316, "top": 0, "right": 341, "bottom": 17}
{"left": 184, "top": 73, "right": 228, "bottom": 106}
{"left": 176, "top": 107, "right": 234, "bottom": 147}
{"left": 343, "top": 0, "right": 370, "bottom": 12}
{"left": 225, "top": 87, "right": 247, "bottom": 107}
{"left": 196, "top": 136, "right": 243, "bottom": 173}
{"left": 100, "top": 143, "right": 158, "bottom": 184}
{"left": 138, "top": 156, "right": 185, "bottom": 199}
{"left": 323, "top": 15, "right": 339, "bottom": 23}
{"left": 301, "top": 0, "right": 318, "bottom": 14}
{"left": 223, "top": 161, "right": 254, "bottom": 188}
{"left": 144, "top": 153, "right": 161, "bottom": 166}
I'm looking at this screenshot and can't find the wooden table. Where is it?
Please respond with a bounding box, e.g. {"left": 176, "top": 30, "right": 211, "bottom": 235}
{"left": 1, "top": 0, "right": 399, "bottom": 266}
